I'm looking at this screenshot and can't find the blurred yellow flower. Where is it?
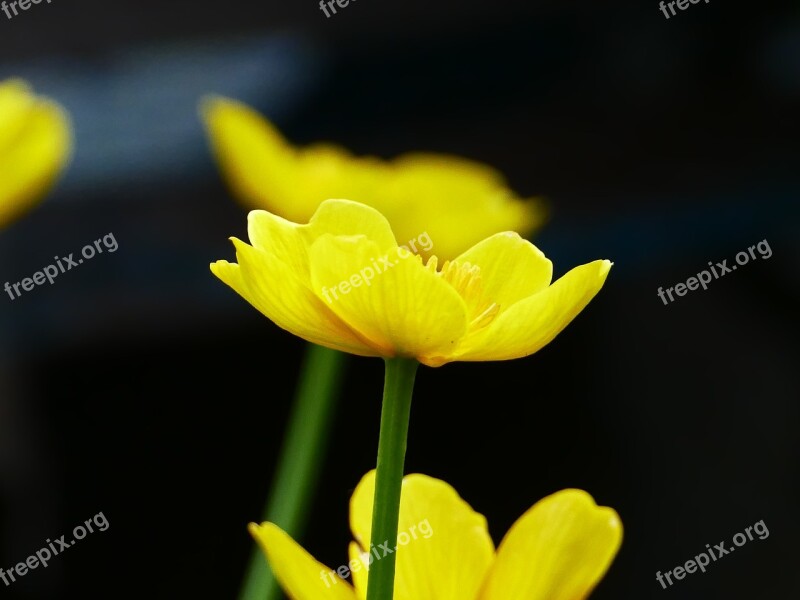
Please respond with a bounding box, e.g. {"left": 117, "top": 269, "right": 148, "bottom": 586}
{"left": 211, "top": 199, "right": 610, "bottom": 367}
{"left": 200, "top": 96, "right": 545, "bottom": 260}
{"left": 250, "top": 471, "right": 622, "bottom": 600}
{"left": 0, "top": 79, "right": 72, "bottom": 229}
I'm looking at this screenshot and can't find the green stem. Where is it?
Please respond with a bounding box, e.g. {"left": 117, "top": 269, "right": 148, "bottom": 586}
{"left": 366, "top": 357, "right": 419, "bottom": 600}
{"left": 238, "top": 344, "right": 347, "bottom": 600}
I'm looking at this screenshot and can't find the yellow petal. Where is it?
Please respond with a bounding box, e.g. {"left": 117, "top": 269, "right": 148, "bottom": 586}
{"left": 373, "top": 153, "right": 545, "bottom": 260}
{"left": 292, "top": 143, "right": 389, "bottom": 216}
{"left": 0, "top": 79, "right": 34, "bottom": 149}
{"left": 301, "top": 198, "right": 398, "bottom": 252}
{"left": 212, "top": 200, "right": 402, "bottom": 356}
{"left": 349, "top": 471, "right": 495, "bottom": 600}
{"left": 199, "top": 96, "right": 302, "bottom": 218}
{"left": 249, "top": 522, "right": 358, "bottom": 600}
{"left": 244, "top": 199, "right": 397, "bottom": 293}
{"left": 0, "top": 79, "right": 71, "bottom": 228}
{"left": 201, "top": 98, "right": 546, "bottom": 261}
{"left": 309, "top": 234, "right": 467, "bottom": 358}
{"left": 245, "top": 210, "right": 310, "bottom": 286}
{"left": 211, "top": 239, "right": 379, "bottom": 356}
{"left": 200, "top": 97, "right": 386, "bottom": 223}
{"left": 453, "top": 231, "right": 553, "bottom": 309}
{"left": 347, "top": 542, "right": 369, "bottom": 600}
{"left": 445, "top": 259, "right": 611, "bottom": 364}
{"left": 479, "top": 489, "right": 622, "bottom": 600}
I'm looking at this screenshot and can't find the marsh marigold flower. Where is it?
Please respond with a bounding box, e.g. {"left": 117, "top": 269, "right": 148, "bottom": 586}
{"left": 0, "top": 79, "right": 71, "bottom": 229}
{"left": 250, "top": 471, "right": 622, "bottom": 600}
{"left": 211, "top": 199, "right": 611, "bottom": 366}
{"left": 201, "top": 96, "right": 544, "bottom": 260}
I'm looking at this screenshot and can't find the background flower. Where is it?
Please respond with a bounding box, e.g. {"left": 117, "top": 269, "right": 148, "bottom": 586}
{"left": 201, "top": 97, "right": 545, "bottom": 259}
{"left": 0, "top": 79, "right": 71, "bottom": 229}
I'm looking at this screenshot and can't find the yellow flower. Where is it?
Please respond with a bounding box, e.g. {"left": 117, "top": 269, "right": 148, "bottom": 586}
{"left": 0, "top": 79, "right": 72, "bottom": 229}
{"left": 200, "top": 96, "right": 545, "bottom": 260}
{"left": 250, "top": 471, "right": 622, "bottom": 600}
{"left": 211, "top": 199, "right": 610, "bottom": 366}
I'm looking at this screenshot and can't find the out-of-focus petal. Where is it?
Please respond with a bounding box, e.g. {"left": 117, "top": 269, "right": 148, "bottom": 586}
{"left": 0, "top": 79, "right": 71, "bottom": 228}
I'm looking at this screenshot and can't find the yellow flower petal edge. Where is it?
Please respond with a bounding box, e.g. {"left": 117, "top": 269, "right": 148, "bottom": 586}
{"left": 211, "top": 240, "right": 379, "bottom": 356}
{"left": 0, "top": 79, "right": 72, "bottom": 229}
{"left": 348, "top": 471, "right": 495, "bottom": 600}
{"left": 249, "top": 522, "right": 358, "bottom": 600}
{"left": 212, "top": 200, "right": 611, "bottom": 366}
{"left": 211, "top": 199, "right": 400, "bottom": 357}
{"left": 479, "top": 489, "right": 623, "bottom": 600}
{"left": 252, "top": 474, "right": 622, "bottom": 600}
{"left": 438, "top": 257, "right": 612, "bottom": 365}
{"left": 200, "top": 96, "right": 545, "bottom": 260}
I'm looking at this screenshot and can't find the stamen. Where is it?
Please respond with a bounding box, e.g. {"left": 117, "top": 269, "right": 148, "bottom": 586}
{"left": 470, "top": 302, "right": 500, "bottom": 329}
{"left": 427, "top": 255, "right": 500, "bottom": 330}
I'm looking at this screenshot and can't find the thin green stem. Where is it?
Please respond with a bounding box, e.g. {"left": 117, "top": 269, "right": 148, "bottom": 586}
{"left": 366, "top": 357, "right": 419, "bottom": 600}
{"left": 238, "top": 344, "right": 347, "bottom": 600}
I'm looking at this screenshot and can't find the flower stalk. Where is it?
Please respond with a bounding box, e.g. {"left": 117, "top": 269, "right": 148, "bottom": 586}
{"left": 366, "top": 357, "right": 419, "bottom": 600}
{"left": 239, "top": 344, "right": 346, "bottom": 600}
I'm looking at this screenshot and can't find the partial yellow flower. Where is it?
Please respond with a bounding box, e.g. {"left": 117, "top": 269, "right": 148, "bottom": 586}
{"left": 0, "top": 79, "right": 72, "bottom": 229}
{"left": 250, "top": 471, "right": 622, "bottom": 600}
{"left": 211, "top": 199, "right": 611, "bottom": 366}
{"left": 200, "top": 96, "right": 544, "bottom": 260}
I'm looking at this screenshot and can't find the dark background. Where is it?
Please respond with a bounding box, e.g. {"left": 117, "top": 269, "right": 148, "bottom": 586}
{"left": 1, "top": 0, "right": 798, "bottom": 598}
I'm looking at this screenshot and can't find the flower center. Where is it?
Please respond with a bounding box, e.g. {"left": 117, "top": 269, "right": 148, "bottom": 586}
{"left": 426, "top": 256, "right": 499, "bottom": 329}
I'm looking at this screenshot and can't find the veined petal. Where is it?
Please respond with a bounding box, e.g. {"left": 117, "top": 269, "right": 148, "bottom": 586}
{"left": 454, "top": 232, "right": 553, "bottom": 309}
{"left": 211, "top": 239, "right": 380, "bottom": 356}
{"left": 249, "top": 523, "right": 358, "bottom": 600}
{"left": 446, "top": 259, "right": 611, "bottom": 364}
{"left": 245, "top": 199, "right": 398, "bottom": 290}
{"left": 246, "top": 210, "right": 309, "bottom": 284}
{"left": 349, "top": 471, "right": 495, "bottom": 600}
{"left": 309, "top": 235, "right": 468, "bottom": 358}
{"left": 478, "top": 489, "right": 622, "bottom": 600}
{"left": 302, "top": 199, "right": 398, "bottom": 251}
{"left": 0, "top": 82, "right": 71, "bottom": 228}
